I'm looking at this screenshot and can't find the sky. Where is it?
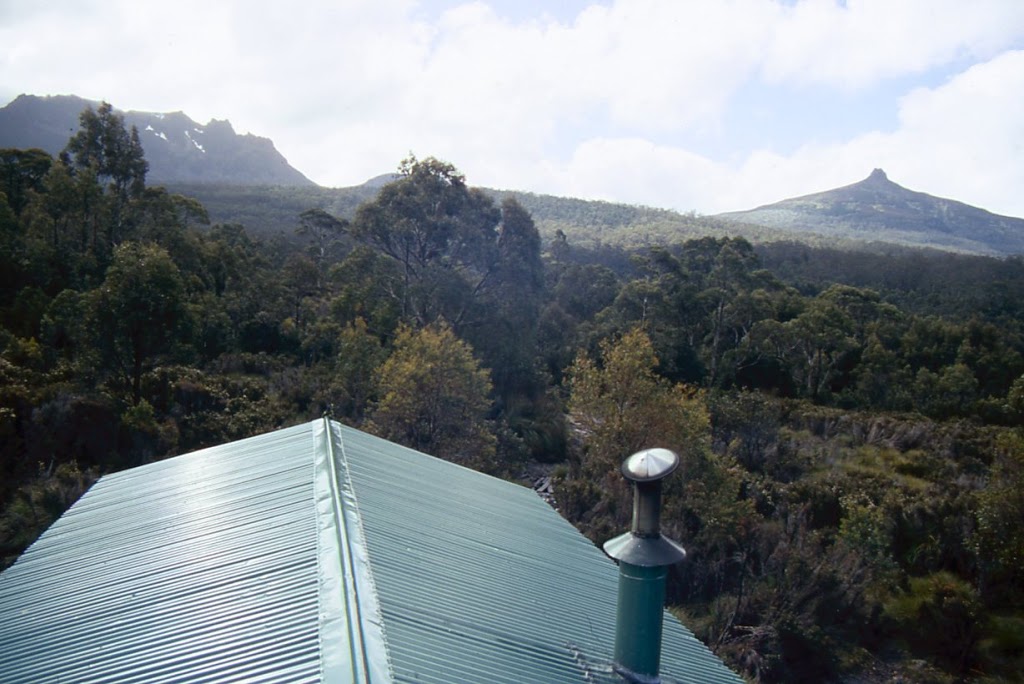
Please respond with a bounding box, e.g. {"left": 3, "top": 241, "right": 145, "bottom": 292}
{"left": 2, "top": 0, "right": 1023, "bottom": 217}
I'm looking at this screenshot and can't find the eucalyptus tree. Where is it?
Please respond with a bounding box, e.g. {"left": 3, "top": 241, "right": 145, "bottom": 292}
{"left": 347, "top": 157, "right": 549, "bottom": 405}
{"left": 296, "top": 208, "right": 349, "bottom": 293}
{"left": 18, "top": 104, "right": 152, "bottom": 287}
{"left": 62, "top": 102, "right": 148, "bottom": 208}
{"left": 0, "top": 147, "right": 52, "bottom": 216}
{"left": 92, "top": 242, "right": 189, "bottom": 405}
{"left": 348, "top": 156, "right": 501, "bottom": 328}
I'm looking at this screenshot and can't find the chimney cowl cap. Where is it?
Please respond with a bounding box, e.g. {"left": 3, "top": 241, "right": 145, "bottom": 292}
{"left": 622, "top": 448, "right": 679, "bottom": 482}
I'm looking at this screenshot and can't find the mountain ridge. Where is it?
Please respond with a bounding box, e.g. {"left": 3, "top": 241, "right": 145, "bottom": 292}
{"left": 0, "top": 94, "right": 314, "bottom": 187}
{"left": 3, "top": 94, "right": 1022, "bottom": 255}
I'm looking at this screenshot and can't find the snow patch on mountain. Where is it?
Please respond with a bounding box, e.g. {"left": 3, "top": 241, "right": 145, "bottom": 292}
{"left": 184, "top": 129, "right": 205, "bottom": 153}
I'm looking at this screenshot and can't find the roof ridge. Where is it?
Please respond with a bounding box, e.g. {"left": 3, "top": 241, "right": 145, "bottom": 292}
{"left": 313, "top": 418, "right": 393, "bottom": 683}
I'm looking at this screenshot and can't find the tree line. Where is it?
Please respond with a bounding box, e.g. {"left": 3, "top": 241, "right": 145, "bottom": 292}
{"left": 1, "top": 104, "right": 1023, "bottom": 682}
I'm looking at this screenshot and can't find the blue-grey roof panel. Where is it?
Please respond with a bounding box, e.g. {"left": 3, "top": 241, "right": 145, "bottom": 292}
{"left": 0, "top": 419, "right": 741, "bottom": 684}
{"left": 0, "top": 421, "right": 390, "bottom": 684}
{"left": 334, "top": 422, "right": 742, "bottom": 684}
{"left": 0, "top": 423, "right": 323, "bottom": 683}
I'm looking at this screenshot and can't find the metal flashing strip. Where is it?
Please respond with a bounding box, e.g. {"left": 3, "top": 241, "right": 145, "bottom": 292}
{"left": 314, "top": 418, "right": 393, "bottom": 683}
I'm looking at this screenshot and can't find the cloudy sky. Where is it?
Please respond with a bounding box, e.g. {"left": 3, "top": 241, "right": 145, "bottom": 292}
{"left": 2, "top": 0, "right": 1023, "bottom": 217}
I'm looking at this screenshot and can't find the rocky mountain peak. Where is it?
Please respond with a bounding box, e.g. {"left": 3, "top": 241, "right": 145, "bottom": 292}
{"left": 717, "top": 169, "right": 1024, "bottom": 255}
{"left": 0, "top": 94, "right": 315, "bottom": 186}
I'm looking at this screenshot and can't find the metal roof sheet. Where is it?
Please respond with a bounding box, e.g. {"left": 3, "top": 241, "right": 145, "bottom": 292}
{"left": 0, "top": 419, "right": 742, "bottom": 683}
{"left": 334, "top": 422, "right": 741, "bottom": 684}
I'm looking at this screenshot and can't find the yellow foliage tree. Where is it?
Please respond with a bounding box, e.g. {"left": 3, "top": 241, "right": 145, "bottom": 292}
{"left": 563, "top": 327, "right": 746, "bottom": 545}
{"left": 568, "top": 326, "right": 710, "bottom": 479}
{"left": 367, "top": 322, "right": 495, "bottom": 466}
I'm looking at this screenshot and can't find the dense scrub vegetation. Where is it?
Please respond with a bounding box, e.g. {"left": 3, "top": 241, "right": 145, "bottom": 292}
{"left": 2, "top": 105, "right": 1023, "bottom": 682}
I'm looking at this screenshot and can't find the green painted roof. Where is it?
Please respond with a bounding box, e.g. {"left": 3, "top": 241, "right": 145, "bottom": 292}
{"left": 0, "top": 419, "right": 742, "bottom": 683}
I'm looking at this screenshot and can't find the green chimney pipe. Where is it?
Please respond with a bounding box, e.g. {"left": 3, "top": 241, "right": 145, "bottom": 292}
{"left": 603, "top": 448, "right": 687, "bottom": 682}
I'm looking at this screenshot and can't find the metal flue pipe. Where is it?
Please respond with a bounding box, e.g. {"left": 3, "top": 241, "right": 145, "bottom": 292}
{"left": 603, "top": 448, "right": 687, "bottom": 683}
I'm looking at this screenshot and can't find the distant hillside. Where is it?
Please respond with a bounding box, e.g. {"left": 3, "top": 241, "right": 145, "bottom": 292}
{"left": 165, "top": 183, "right": 379, "bottom": 236}
{"left": 717, "top": 169, "right": 1024, "bottom": 256}
{"left": 493, "top": 190, "right": 816, "bottom": 251}
{"left": 170, "top": 173, "right": 1024, "bottom": 257}
{"left": 168, "top": 179, "right": 798, "bottom": 249}
{"left": 7, "top": 93, "right": 1018, "bottom": 255}
{"left": 0, "top": 94, "right": 314, "bottom": 186}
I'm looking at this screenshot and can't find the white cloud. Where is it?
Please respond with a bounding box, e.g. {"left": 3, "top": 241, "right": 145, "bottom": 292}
{"left": 549, "top": 138, "right": 725, "bottom": 207}
{"left": 881, "top": 49, "right": 1024, "bottom": 216}
{"left": 511, "top": 47, "right": 1024, "bottom": 217}
{"left": 561, "top": 1, "right": 773, "bottom": 131}
{"left": 1, "top": 1, "right": 1023, "bottom": 218}
{"left": 762, "top": 0, "right": 1024, "bottom": 88}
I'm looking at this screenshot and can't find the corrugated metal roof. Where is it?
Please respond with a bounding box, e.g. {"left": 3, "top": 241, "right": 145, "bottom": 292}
{"left": 0, "top": 419, "right": 742, "bottom": 683}
{"left": 334, "top": 422, "right": 741, "bottom": 684}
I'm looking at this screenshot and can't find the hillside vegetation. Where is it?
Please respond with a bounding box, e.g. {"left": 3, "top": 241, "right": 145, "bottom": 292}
{"left": 174, "top": 179, "right": 880, "bottom": 254}
{"left": 2, "top": 105, "right": 1024, "bottom": 683}
{"left": 170, "top": 169, "right": 1024, "bottom": 258}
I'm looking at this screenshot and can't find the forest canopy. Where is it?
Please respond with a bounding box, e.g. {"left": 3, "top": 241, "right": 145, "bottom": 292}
{"left": 2, "top": 105, "right": 1024, "bottom": 683}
